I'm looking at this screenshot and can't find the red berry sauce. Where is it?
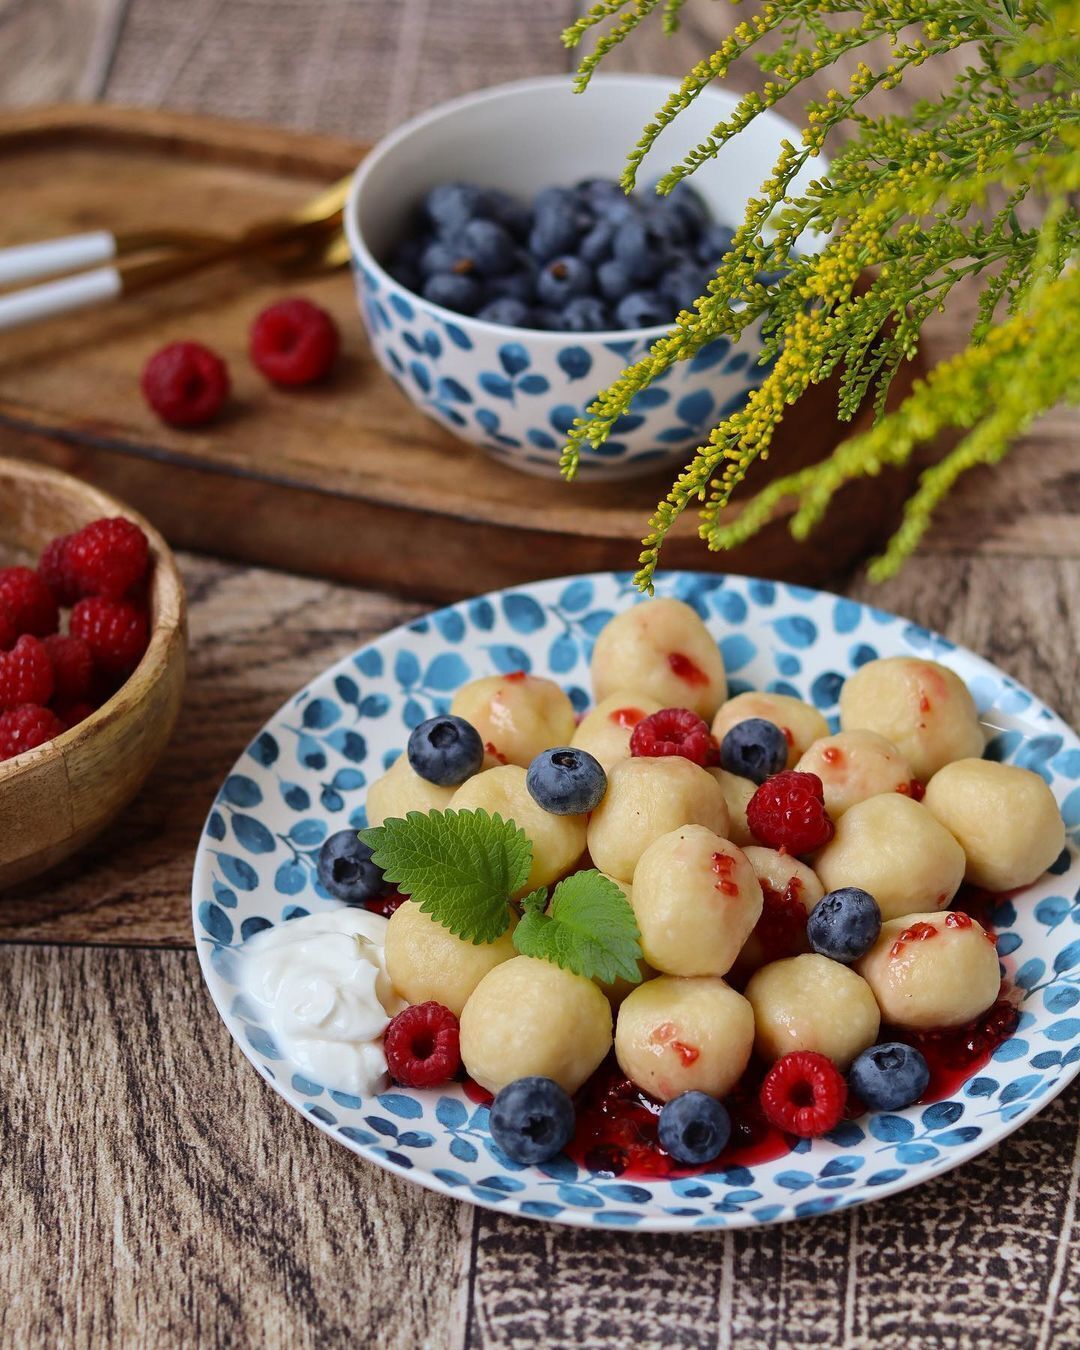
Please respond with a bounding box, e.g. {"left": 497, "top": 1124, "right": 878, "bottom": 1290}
{"left": 897, "top": 779, "right": 926, "bottom": 800}
{"left": 609, "top": 706, "right": 646, "bottom": 729}
{"left": 711, "top": 851, "right": 741, "bottom": 896}
{"left": 667, "top": 651, "right": 708, "bottom": 687}
{"left": 504, "top": 670, "right": 528, "bottom": 683}
{"left": 364, "top": 889, "right": 407, "bottom": 919}
{"left": 888, "top": 993, "right": 1020, "bottom": 1103}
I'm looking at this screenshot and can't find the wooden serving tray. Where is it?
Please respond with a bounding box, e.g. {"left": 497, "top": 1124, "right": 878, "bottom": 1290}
{"left": 0, "top": 105, "right": 923, "bottom": 600}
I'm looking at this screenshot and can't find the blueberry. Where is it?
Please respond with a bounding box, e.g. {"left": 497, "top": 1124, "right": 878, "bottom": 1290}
{"left": 317, "top": 829, "right": 386, "bottom": 904}
{"left": 612, "top": 219, "right": 668, "bottom": 282}
{"left": 460, "top": 218, "right": 517, "bottom": 277}
{"left": 642, "top": 200, "right": 693, "bottom": 249}
{"left": 423, "top": 183, "right": 484, "bottom": 235}
{"left": 531, "top": 307, "right": 566, "bottom": 331}
{"left": 483, "top": 188, "right": 532, "bottom": 240}
{"left": 660, "top": 261, "right": 707, "bottom": 313}
{"left": 614, "top": 289, "right": 670, "bottom": 329}
{"left": 526, "top": 747, "right": 607, "bottom": 814}
{"left": 579, "top": 218, "right": 618, "bottom": 265}
{"left": 489, "top": 1076, "right": 575, "bottom": 1164}
{"left": 484, "top": 266, "right": 536, "bottom": 305}
{"left": 537, "top": 255, "right": 593, "bottom": 307}
{"left": 559, "top": 296, "right": 612, "bottom": 332}
{"left": 807, "top": 887, "right": 882, "bottom": 963}
{"left": 407, "top": 714, "right": 485, "bottom": 786}
{"left": 420, "top": 238, "right": 473, "bottom": 277}
{"left": 422, "top": 272, "right": 483, "bottom": 314}
{"left": 848, "top": 1042, "right": 930, "bottom": 1112}
{"left": 477, "top": 297, "right": 532, "bottom": 327}
{"left": 657, "top": 1091, "right": 731, "bottom": 1165}
{"left": 719, "top": 717, "right": 788, "bottom": 784}
{"left": 388, "top": 259, "right": 421, "bottom": 293}
{"left": 596, "top": 258, "right": 633, "bottom": 302}
{"left": 698, "top": 222, "right": 737, "bottom": 269}
{"left": 574, "top": 177, "right": 627, "bottom": 212}
{"left": 664, "top": 180, "right": 711, "bottom": 235}
{"left": 528, "top": 193, "right": 590, "bottom": 262}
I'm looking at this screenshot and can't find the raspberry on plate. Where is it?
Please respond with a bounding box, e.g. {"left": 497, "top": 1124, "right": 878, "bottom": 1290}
{"left": 747, "top": 770, "right": 835, "bottom": 854}
{"left": 0, "top": 704, "right": 64, "bottom": 761}
{"left": 250, "top": 298, "right": 340, "bottom": 386}
{"left": 0, "top": 635, "right": 54, "bottom": 711}
{"left": 0, "top": 566, "right": 59, "bottom": 637}
{"left": 384, "top": 1001, "right": 461, "bottom": 1088}
{"left": 142, "top": 340, "right": 230, "bottom": 427}
{"left": 64, "top": 518, "right": 150, "bottom": 601}
{"left": 43, "top": 634, "right": 94, "bottom": 703}
{"left": 630, "top": 707, "right": 713, "bottom": 766}
{"left": 70, "top": 597, "right": 149, "bottom": 677}
{"left": 759, "top": 1050, "right": 846, "bottom": 1137}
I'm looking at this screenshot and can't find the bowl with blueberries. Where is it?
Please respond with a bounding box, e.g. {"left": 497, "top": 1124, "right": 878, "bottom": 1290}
{"left": 345, "top": 75, "right": 820, "bottom": 480}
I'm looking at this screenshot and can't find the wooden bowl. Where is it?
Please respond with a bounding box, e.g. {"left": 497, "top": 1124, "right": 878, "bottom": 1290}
{"left": 0, "top": 457, "right": 187, "bottom": 890}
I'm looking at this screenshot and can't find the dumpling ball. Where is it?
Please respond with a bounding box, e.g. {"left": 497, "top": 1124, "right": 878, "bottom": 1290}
{"left": 795, "top": 729, "right": 917, "bottom": 818}
{"left": 571, "top": 690, "right": 663, "bottom": 773}
{"left": 451, "top": 673, "right": 576, "bottom": 768}
{"left": 712, "top": 691, "right": 829, "bottom": 769}
{"left": 591, "top": 597, "right": 727, "bottom": 721}
{"left": 745, "top": 953, "right": 880, "bottom": 1070}
{"left": 365, "top": 751, "right": 456, "bottom": 828}
{"left": 839, "top": 656, "right": 984, "bottom": 782}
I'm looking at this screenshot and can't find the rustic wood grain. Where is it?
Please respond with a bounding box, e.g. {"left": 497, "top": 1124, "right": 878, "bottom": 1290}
{"left": 0, "top": 107, "right": 924, "bottom": 598}
{"left": 0, "top": 942, "right": 471, "bottom": 1349}
{"left": 0, "top": 0, "right": 127, "bottom": 105}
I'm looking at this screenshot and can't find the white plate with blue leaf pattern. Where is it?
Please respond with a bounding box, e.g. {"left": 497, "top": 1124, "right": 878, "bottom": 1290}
{"left": 193, "top": 572, "right": 1080, "bottom": 1231}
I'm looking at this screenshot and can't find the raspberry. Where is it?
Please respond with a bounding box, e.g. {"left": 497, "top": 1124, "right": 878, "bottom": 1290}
{"left": 365, "top": 890, "right": 408, "bottom": 919}
{"left": 0, "top": 635, "right": 54, "bottom": 711}
{"left": 630, "top": 707, "right": 713, "bottom": 766}
{"left": 760, "top": 1051, "right": 846, "bottom": 1137}
{"left": 747, "top": 770, "right": 835, "bottom": 854}
{"left": 55, "top": 700, "right": 96, "bottom": 731}
{"left": 64, "top": 518, "right": 150, "bottom": 601}
{"left": 0, "top": 704, "right": 64, "bottom": 761}
{"left": 43, "top": 634, "right": 94, "bottom": 702}
{"left": 70, "top": 597, "right": 149, "bottom": 677}
{"left": 141, "top": 341, "right": 229, "bottom": 427}
{"left": 250, "top": 298, "right": 339, "bottom": 386}
{"left": 0, "top": 566, "right": 58, "bottom": 637}
{"left": 0, "top": 600, "right": 16, "bottom": 651}
{"left": 384, "top": 1001, "right": 461, "bottom": 1088}
{"left": 38, "top": 536, "right": 80, "bottom": 607}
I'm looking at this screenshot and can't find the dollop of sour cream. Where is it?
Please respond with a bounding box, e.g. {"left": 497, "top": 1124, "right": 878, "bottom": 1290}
{"left": 241, "top": 908, "right": 404, "bottom": 1097}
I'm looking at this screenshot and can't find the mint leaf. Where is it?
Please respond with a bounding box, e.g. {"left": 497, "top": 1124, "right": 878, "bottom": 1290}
{"left": 360, "top": 809, "right": 530, "bottom": 944}
{"left": 512, "top": 870, "right": 643, "bottom": 985}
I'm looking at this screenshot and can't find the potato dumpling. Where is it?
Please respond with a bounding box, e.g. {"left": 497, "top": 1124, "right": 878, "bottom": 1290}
{"left": 924, "top": 758, "right": 1065, "bottom": 892}
{"left": 365, "top": 751, "right": 456, "bottom": 828}
{"left": 731, "top": 847, "right": 825, "bottom": 981}
{"left": 745, "top": 953, "right": 880, "bottom": 1069}
{"left": 839, "top": 656, "right": 984, "bottom": 782}
{"left": 450, "top": 673, "right": 576, "bottom": 768}
{"left": 571, "top": 689, "right": 663, "bottom": 773}
{"left": 587, "top": 756, "right": 730, "bottom": 883}
{"left": 459, "top": 955, "right": 612, "bottom": 1094}
{"left": 451, "top": 765, "right": 585, "bottom": 893}
{"left": 615, "top": 975, "right": 754, "bottom": 1102}
{"left": 708, "top": 768, "right": 756, "bottom": 847}
{"left": 857, "top": 911, "right": 1001, "bottom": 1029}
{"left": 711, "top": 692, "right": 830, "bottom": 770}
{"left": 385, "top": 900, "right": 517, "bottom": 1017}
{"left": 591, "top": 597, "right": 727, "bottom": 720}
{"left": 795, "top": 729, "right": 917, "bottom": 818}
{"left": 814, "top": 793, "right": 965, "bottom": 921}
{"left": 631, "top": 826, "right": 762, "bottom": 977}
{"left": 594, "top": 875, "right": 654, "bottom": 1004}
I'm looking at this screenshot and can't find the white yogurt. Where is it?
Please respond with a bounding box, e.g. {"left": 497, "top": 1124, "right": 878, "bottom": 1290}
{"left": 241, "top": 907, "right": 404, "bottom": 1097}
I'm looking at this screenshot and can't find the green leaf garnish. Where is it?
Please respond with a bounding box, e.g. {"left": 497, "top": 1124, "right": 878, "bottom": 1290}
{"left": 360, "top": 809, "right": 529, "bottom": 944}
{"left": 513, "top": 870, "right": 644, "bottom": 986}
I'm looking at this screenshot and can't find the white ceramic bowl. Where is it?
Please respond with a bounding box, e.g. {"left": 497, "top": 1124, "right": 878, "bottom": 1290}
{"left": 346, "top": 75, "right": 820, "bottom": 480}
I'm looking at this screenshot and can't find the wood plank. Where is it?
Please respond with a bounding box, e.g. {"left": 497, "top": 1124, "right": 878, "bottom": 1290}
{"left": 0, "top": 0, "right": 127, "bottom": 105}
{"left": 0, "top": 942, "right": 470, "bottom": 1348}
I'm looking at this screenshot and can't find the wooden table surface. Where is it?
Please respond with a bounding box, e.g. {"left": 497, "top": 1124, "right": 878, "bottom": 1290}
{"left": 2, "top": 3, "right": 1078, "bottom": 1347}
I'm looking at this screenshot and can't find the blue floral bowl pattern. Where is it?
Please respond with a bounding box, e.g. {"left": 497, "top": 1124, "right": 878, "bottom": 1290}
{"left": 193, "top": 572, "right": 1080, "bottom": 1232}
{"left": 351, "top": 261, "right": 772, "bottom": 480}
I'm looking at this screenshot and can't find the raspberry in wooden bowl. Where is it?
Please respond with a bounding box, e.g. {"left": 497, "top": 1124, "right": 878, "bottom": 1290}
{"left": 0, "top": 456, "right": 187, "bottom": 890}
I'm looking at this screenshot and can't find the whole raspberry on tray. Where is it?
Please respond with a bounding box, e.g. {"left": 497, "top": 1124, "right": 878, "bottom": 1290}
{"left": 629, "top": 707, "right": 713, "bottom": 766}
{"left": 250, "top": 298, "right": 340, "bottom": 386}
{"left": 63, "top": 518, "right": 150, "bottom": 601}
{"left": 0, "top": 566, "right": 59, "bottom": 638}
{"left": 0, "top": 704, "right": 64, "bottom": 761}
{"left": 384, "top": 1001, "right": 461, "bottom": 1088}
{"left": 142, "top": 340, "right": 230, "bottom": 427}
{"left": 0, "top": 635, "right": 54, "bottom": 711}
{"left": 70, "top": 597, "right": 149, "bottom": 677}
{"left": 43, "top": 634, "right": 94, "bottom": 703}
{"left": 747, "top": 769, "right": 835, "bottom": 854}
{"left": 759, "top": 1050, "right": 846, "bottom": 1137}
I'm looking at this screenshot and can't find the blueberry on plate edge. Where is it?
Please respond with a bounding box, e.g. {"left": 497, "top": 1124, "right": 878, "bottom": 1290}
{"left": 657, "top": 1091, "right": 731, "bottom": 1165}
{"left": 317, "top": 830, "right": 387, "bottom": 905}
{"left": 848, "top": 1042, "right": 930, "bottom": 1112}
{"left": 489, "top": 1076, "right": 576, "bottom": 1164}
